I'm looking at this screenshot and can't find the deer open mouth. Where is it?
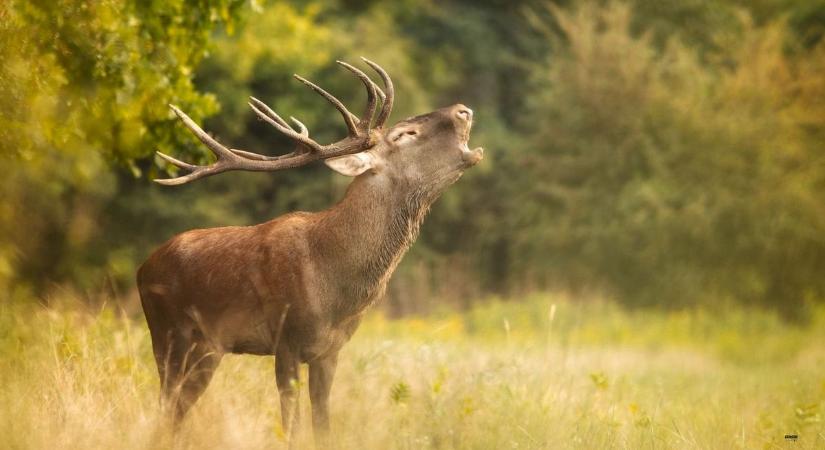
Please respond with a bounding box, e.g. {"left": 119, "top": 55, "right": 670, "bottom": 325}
{"left": 459, "top": 116, "right": 483, "bottom": 166}
{"left": 461, "top": 119, "right": 472, "bottom": 143}
{"left": 461, "top": 141, "right": 484, "bottom": 167}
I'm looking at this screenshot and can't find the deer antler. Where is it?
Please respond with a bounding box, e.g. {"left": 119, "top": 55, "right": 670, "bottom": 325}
{"left": 155, "top": 58, "right": 394, "bottom": 186}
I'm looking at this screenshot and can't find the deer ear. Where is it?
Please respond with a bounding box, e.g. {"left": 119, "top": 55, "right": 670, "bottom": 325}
{"left": 324, "top": 152, "right": 376, "bottom": 177}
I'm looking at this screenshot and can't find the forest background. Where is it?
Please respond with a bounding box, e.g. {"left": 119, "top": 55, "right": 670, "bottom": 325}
{"left": 2, "top": 0, "right": 825, "bottom": 317}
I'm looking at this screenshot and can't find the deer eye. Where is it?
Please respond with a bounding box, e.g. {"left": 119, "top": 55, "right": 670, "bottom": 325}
{"left": 392, "top": 129, "right": 418, "bottom": 143}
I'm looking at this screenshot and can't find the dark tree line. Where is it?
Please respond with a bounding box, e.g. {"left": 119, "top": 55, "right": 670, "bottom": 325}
{"left": 3, "top": 0, "right": 825, "bottom": 318}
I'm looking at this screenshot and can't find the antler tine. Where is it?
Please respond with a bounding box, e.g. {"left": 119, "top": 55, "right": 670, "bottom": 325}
{"left": 293, "top": 74, "right": 359, "bottom": 136}
{"left": 230, "top": 121, "right": 308, "bottom": 162}
{"left": 229, "top": 148, "right": 301, "bottom": 161}
{"left": 336, "top": 60, "right": 378, "bottom": 133}
{"left": 361, "top": 57, "right": 394, "bottom": 128}
{"left": 227, "top": 101, "right": 311, "bottom": 162}
{"left": 290, "top": 116, "right": 309, "bottom": 136}
{"left": 248, "top": 98, "right": 323, "bottom": 152}
{"left": 373, "top": 83, "right": 386, "bottom": 103}
{"left": 154, "top": 105, "right": 242, "bottom": 185}
{"left": 247, "top": 96, "right": 291, "bottom": 129}
{"left": 156, "top": 150, "right": 197, "bottom": 171}
{"left": 157, "top": 106, "right": 244, "bottom": 184}
{"left": 168, "top": 105, "right": 236, "bottom": 160}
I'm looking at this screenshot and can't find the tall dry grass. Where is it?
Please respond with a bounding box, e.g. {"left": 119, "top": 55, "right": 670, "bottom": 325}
{"left": 1, "top": 292, "right": 824, "bottom": 449}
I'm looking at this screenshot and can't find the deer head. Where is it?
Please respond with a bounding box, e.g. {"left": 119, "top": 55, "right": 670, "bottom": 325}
{"left": 155, "top": 58, "right": 483, "bottom": 189}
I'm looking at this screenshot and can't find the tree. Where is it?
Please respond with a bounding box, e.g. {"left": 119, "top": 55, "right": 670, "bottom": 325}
{"left": 521, "top": 2, "right": 825, "bottom": 315}
{"left": 0, "top": 0, "right": 244, "bottom": 292}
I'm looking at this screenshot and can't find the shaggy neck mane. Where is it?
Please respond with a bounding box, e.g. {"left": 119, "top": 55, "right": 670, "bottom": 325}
{"left": 311, "top": 174, "right": 444, "bottom": 315}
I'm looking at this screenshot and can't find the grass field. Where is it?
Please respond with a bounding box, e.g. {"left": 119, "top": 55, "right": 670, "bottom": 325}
{"left": 1, "top": 292, "right": 824, "bottom": 449}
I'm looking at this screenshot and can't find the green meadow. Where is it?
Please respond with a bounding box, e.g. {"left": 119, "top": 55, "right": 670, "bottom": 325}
{"left": 2, "top": 293, "right": 823, "bottom": 449}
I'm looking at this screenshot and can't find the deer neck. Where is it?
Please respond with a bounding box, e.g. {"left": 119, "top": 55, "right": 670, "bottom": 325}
{"left": 311, "top": 174, "right": 435, "bottom": 311}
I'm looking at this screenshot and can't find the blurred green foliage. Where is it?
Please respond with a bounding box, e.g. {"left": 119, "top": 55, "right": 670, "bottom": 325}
{"left": 2, "top": 0, "right": 825, "bottom": 318}
{"left": 0, "top": 0, "right": 244, "bottom": 290}
{"left": 519, "top": 2, "right": 825, "bottom": 314}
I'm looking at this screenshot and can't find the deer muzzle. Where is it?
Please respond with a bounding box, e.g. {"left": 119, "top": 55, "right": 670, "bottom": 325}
{"left": 461, "top": 144, "right": 484, "bottom": 167}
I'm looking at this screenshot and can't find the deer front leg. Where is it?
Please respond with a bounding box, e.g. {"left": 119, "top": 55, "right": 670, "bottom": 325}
{"left": 309, "top": 351, "right": 339, "bottom": 445}
{"left": 275, "top": 347, "right": 301, "bottom": 441}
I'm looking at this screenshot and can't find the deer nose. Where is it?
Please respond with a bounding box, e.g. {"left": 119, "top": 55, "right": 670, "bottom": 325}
{"left": 455, "top": 106, "right": 473, "bottom": 121}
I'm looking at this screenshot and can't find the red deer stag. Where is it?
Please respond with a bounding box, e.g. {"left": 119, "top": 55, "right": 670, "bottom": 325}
{"left": 137, "top": 58, "right": 483, "bottom": 440}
